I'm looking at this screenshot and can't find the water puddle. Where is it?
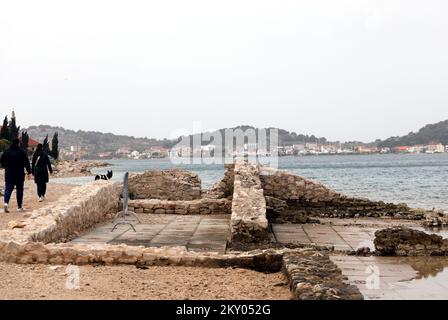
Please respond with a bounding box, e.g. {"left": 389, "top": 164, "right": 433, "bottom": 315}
{"left": 333, "top": 255, "right": 448, "bottom": 300}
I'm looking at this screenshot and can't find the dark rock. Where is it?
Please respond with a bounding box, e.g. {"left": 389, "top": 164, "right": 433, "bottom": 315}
{"left": 374, "top": 226, "right": 448, "bottom": 256}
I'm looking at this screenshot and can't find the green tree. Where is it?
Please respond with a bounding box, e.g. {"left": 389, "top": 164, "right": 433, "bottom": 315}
{"left": 8, "top": 116, "right": 19, "bottom": 139}
{"left": 0, "top": 116, "right": 9, "bottom": 141}
{"left": 20, "top": 131, "right": 29, "bottom": 150}
{"left": 43, "top": 135, "right": 51, "bottom": 154}
{"left": 0, "top": 139, "right": 10, "bottom": 153}
{"left": 51, "top": 132, "right": 59, "bottom": 159}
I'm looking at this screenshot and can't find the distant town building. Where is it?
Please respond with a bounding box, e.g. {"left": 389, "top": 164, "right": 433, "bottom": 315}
{"left": 97, "top": 152, "right": 113, "bottom": 158}
{"left": 426, "top": 143, "right": 445, "bottom": 153}
{"left": 355, "top": 146, "right": 378, "bottom": 154}
{"left": 116, "top": 147, "right": 131, "bottom": 156}
{"left": 27, "top": 138, "right": 40, "bottom": 153}
{"left": 394, "top": 146, "right": 411, "bottom": 153}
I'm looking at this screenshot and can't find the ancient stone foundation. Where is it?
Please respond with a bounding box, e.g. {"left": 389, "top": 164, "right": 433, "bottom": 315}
{"left": 128, "top": 169, "right": 201, "bottom": 200}
{"left": 374, "top": 227, "right": 448, "bottom": 256}
{"left": 128, "top": 198, "right": 232, "bottom": 215}
{"left": 282, "top": 250, "right": 363, "bottom": 300}
{"left": 258, "top": 166, "right": 430, "bottom": 221}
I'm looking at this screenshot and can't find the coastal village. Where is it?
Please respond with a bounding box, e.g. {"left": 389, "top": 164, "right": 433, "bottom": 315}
{"left": 63, "top": 141, "right": 448, "bottom": 161}
{"left": 2, "top": 110, "right": 446, "bottom": 161}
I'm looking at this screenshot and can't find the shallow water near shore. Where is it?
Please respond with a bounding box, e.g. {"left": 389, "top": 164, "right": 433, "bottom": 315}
{"left": 332, "top": 255, "right": 448, "bottom": 300}
{"left": 52, "top": 153, "right": 448, "bottom": 211}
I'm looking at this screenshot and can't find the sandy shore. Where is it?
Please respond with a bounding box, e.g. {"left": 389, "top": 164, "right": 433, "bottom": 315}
{"left": 0, "top": 263, "right": 291, "bottom": 300}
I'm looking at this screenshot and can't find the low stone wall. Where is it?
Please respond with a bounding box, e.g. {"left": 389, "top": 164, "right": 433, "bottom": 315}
{"left": 259, "top": 166, "right": 429, "bottom": 220}
{"left": 282, "top": 250, "right": 363, "bottom": 300}
{"left": 0, "top": 239, "right": 292, "bottom": 271}
{"left": 230, "top": 162, "right": 269, "bottom": 244}
{"left": 129, "top": 198, "right": 232, "bottom": 215}
{"left": 374, "top": 227, "right": 448, "bottom": 256}
{"left": 128, "top": 170, "right": 201, "bottom": 200}
{"left": 0, "top": 181, "right": 121, "bottom": 244}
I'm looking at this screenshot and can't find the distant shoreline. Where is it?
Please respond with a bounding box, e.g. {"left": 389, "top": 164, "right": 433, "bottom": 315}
{"left": 76, "top": 152, "right": 448, "bottom": 161}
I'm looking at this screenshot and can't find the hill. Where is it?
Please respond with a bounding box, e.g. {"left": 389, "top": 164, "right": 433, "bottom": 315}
{"left": 26, "top": 125, "right": 176, "bottom": 154}
{"left": 378, "top": 120, "right": 448, "bottom": 148}
{"left": 183, "top": 125, "right": 330, "bottom": 146}
{"left": 26, "top": 124, "right": 336, "bottom": 158}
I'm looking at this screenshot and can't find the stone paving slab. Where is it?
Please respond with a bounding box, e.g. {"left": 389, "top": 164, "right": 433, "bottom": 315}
{"left": 273, "top": 224, "right": 365, "bottom": 251}
{"left": 72, "top": 215, "right": 230, "bottom": 253}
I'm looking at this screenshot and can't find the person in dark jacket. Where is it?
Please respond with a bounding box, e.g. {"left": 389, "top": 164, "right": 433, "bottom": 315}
{"left": 32, "top": 143, "right": 53, "bottom": 202}
{"left": 0, "top": 138, "right": 31, "bottom": 213}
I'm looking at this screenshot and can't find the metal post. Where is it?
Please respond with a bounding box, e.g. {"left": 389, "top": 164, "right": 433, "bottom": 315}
{"left": 112, "top": 172, "right": 141, "bottom": 232}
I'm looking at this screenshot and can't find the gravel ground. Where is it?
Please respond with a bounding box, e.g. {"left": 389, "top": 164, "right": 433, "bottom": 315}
{"left": 0, "top": 262, "right": 292, "bottom": 300}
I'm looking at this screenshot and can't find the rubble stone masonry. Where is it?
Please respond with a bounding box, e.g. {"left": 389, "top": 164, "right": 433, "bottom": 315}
{"left": 128, "top": 169, "right": 201, "bottom": 200}
{"left": 128, "top": 198, "right": 232, "bottom": 215}
{"left": 230, "top": 161, "right": 269, "bottom": 243}
{"left": 258, "top": 166, "right": 429, "bottom": 220}
{"left": 374, "top": 227, "right": 448, "bottom": 256}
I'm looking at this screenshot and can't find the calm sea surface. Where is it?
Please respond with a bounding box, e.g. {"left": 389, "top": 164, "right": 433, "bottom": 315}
{"left": 53, "top": 153, "right": 448, "bottom": 211}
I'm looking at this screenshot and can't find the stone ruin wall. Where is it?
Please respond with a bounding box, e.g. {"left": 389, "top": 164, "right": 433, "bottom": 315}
{"left": 129, "top": 198, "right": 232, "bottom": 215}
{"left": 230, "top": 162, "right": 269, "bottom": 244}
{"left": 283, "top": 250, "right": 363, "bottom": 300}
{"left": 258, "top": 166, "right": 428, "bottom": 222}
{"left": 128, "top": 169, "right": 202, "bottom": 201}
{"left": 0, "top": 175, "right": 291, "bottom": 270}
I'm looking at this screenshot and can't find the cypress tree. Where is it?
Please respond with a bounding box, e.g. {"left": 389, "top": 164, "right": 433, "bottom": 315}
{"left": 0, "top": 116, "right": 9, "bottom": 141}
{"left": 8, "top": 116, "right": 19, "bottom": 139}
{"left": 43, "top": 135, "right": 51, "bottom": 154}
{"left": 51, "top": 132, "right": 59, "bottom": 159}
{"left": 21, "top": 131, "right": 29, "bottom": 150}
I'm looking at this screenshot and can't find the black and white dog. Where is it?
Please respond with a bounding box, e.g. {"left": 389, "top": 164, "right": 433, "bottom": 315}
{"left": 95, "top": 170, "right": 113, "bottom": 181}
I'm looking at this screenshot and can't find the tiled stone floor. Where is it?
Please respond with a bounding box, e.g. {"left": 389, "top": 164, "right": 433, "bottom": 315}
{"left": 273, "top": 218, "right": 448, "bottom": 251}
{"left": 272, "top": 224, "right": 376, "bottom": 251}
{"left": 72, "top": 215, "right": 229, "bottom": 253}
{"left": 330, "top": 255, "right": 448, "bottom": 300}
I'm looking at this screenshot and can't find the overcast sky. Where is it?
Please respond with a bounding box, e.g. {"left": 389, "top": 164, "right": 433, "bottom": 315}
{"left": 1, "top": 0, "right": 447, "bottom": 142}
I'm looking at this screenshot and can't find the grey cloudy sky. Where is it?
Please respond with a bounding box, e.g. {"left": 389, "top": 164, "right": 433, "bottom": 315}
{"left": 1, "top": 0, "right": 447, "bottom": 142}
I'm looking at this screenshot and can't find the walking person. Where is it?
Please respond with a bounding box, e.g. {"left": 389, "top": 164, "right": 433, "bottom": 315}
{"left": 32, "top": 143, "right": 53, "bottom": 202}
{"left": 0, "top": 138, "right": 31, "bottom": 213}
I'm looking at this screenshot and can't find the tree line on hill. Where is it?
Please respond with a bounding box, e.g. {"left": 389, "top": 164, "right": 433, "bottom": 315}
{"left": 19, "top": 119, "right": 448, "bottom": 159}
{"left": 378, "top": 120, "right": 448, "bottom": 148}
